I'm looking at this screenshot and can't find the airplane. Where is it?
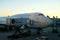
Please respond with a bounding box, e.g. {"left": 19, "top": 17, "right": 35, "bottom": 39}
{"left": 7, "top": 13, "right": 53, "bottom": 26}
{"left": 6, "top": 13, "right": 53, "bottom": 34}
{"left": 0, "top": 12, "right": 53, "bottom": 36}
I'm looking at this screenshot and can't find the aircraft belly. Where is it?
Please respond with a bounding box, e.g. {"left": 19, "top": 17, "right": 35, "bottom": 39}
{"left": 28, "top": 22, "right": 44, "bottom": 28}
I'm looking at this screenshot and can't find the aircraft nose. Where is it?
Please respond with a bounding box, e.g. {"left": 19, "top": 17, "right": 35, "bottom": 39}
{"left": 46, "top": 18, "right": 53, "bottom": 26}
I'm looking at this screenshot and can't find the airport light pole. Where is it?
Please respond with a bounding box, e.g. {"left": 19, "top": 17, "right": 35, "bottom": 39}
{"left": 52, "top": 16, "right": 58, "bottom": 33}
{"left": 55, "top": 16, "right": 58, "bottom": 33}
{"left": 52, "top": 16, "right": 55, "bottom": 33}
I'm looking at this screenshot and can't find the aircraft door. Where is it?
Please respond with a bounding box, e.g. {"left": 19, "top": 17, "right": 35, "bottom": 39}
{"left": 29, "top": 20, "right": 34, "bottom": 25}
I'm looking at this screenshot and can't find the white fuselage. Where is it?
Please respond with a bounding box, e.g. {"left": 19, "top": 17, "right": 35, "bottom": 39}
{"left": 9, "top": 13, "right": 53, "bottom": 28}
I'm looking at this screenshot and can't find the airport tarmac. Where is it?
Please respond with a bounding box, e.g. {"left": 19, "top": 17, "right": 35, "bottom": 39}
{"left": 0, "top": 26, "right": 60, "bottom": 40}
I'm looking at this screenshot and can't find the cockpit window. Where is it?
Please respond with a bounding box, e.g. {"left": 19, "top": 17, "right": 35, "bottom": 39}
{"left": 38, "top": 14, "right": 44, "bottom": 16}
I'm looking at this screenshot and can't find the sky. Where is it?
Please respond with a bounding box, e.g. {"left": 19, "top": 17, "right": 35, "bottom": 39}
{"left": 0, "top": 0, "right": 60, "bottom": 18}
